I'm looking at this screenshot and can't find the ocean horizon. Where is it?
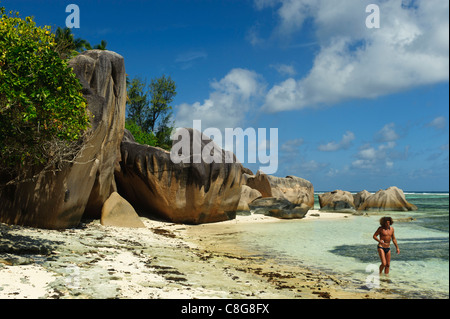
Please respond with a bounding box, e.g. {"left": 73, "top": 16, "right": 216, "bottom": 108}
{"left": 315, "top": 190, "right": 449, "bottom": 194}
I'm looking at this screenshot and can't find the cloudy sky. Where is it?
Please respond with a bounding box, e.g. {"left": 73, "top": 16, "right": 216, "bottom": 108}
{"left": 6, "top": 0, "right": 449, "bottom": 191}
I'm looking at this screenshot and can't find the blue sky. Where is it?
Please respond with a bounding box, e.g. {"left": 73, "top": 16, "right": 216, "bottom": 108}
{"left": 3, "top": 0, "right": 449, "bottom": 191}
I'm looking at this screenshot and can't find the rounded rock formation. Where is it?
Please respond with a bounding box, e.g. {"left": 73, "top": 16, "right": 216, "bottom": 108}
{"left": 358, "top": 186, "right": 418, "bottom": 211}
{"left": 237, "top": 185, "right": 262, "bottom": 211}
{"left": 115, "top": 128, "right": 244, "bottom": 224}
{"left": 101, "top": 192, "right": 145, "bottom": 228}
{"left": 0, "top": 50, "right": 126, "bottom": 229}
{"left": 319, "top": 190, "right": 356, "bottom": 213}
{"left": 353, "top": 190, "right": 372, "bottom": 210}
{"left": 248, "top": 197, "right": 309, "bottom": 219}
{"left": 267, "top": 175, "right": 314, "bottom": 208}
{"left": 244, "top": 171, "right": 314, "bottom": 208}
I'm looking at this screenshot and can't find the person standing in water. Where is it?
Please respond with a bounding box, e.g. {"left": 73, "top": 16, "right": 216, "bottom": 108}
{"left": 373, "top": 216, "right": 400, "bottom": 275}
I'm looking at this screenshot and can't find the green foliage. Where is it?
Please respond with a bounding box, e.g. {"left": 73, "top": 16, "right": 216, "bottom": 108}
{"left": 126, "top": 75, "right": 176, "bottom": 150}
{"left": 148, "top": 75, "right": 176, "bottom": 133}
{"left": 0, "top": 7, "right": 90, "bottom": 176}
{"left": 93, "top": 40, "right": 107, "bottom": 50}
{"left": 54, "top": 27, "right": 91, "bottom": 60}
{"left": 53, "top": 27, "right": 108, "bottom": 61}
{"left": 126, "top": 76, "right": 149, "bottom": 131}
{"left": 125, "top": 119, "right": 157, "bottom": 146}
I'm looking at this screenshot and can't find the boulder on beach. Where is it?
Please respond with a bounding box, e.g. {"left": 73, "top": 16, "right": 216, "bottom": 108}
{"left": 268, "top": 204, "right": 310, "bottom": 219}
{"left": 353, "top": 190, "right": 372, "bottom": 210}
{"left": 237, "top": 185, "right": 262, "bottom": 211}
{"left": 319, "top": 190, "right": 356, "bottom": 213}
{"left": 245, "top": 171, "right": 273, "bottom": 198}
{"left": 241, "top": 171, "right": 314, "bottom": 218}
{"left": 358, "top": 186, "right": 418, "bottom": 211}
{"left": 71, "top": 50, "right": 127, "bottom": 219}
{"left": 115, "top": 128, "right": 244, "bottom": 224}
{"left": 0, "top": 50, "right": 126, "bottom": 229}
{"left": 101, "top": 192, "right": 145, "bottom": 228}
{"left": 249, "top": 197, "right": 292, "bottom": 214}
{"left": 248, "top": 197, "right": 309, "bottom": 219}
{"left": 267, "top": 175, "right": 315, "bottom": 208}
{"left": 243, "top": 171, "right": 314, "bottom": 208}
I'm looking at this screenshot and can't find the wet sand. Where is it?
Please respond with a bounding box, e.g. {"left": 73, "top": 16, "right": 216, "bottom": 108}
{"left": 0, "top": 211, "right": 402, "bottom": 299}
{"left": 183, "top": 211, "right": 403, "bottom": 299}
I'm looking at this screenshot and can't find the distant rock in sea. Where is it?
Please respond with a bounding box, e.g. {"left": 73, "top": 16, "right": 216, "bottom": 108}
{"left": 357, "top": 186, "right": 418, "bottom": 211}
{"left": 319, "top": 190, "right": 357, "bottom": 214}
{"left": 353, "top": 190, "right": 372, "bottom": 210}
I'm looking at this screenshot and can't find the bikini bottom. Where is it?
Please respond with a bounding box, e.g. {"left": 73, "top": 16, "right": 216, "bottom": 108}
{"left": 378, "top": 246, "right": 391, "bottom": 254}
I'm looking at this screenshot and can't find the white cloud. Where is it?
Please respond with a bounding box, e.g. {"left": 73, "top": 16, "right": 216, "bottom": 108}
{"left": 299, "top": 159, "right": 328, "bottom": 173}
{"left": 280, "top": 138, "right": 304, "bottom": 153}
{"left": 375, "top": 123, "right": 400, "bottom": 143}
{"left": 175, "top": 68, "right": 265, "bottom": 130}
{"left": 318, "top": 131, "right": 355, "bottom": 152}
{"left": 260, "top": 0, "right": 449, "bottom": 112}
{"left": 255, "top": 0, "right": 319, "bottom": 38}
{"left": 271, "top": 63, "right": 297, "bottom": 76}
{"left": 325, "top": 168, "right": 340, "bottom": 177}
{"left": 211, "top": 68, "right": 264, "bottom": 100}
{"left": 352, "top": 141, "right": 397, "bottom": 170}
{"left": 246, "top": 24, "right": 265, "bottom": 46}
{"left": 427, "top": 116, "right": 447, "bottom": 130}
{"left": 175, "top": 51, "right": 208, "bottom": 63}
{"left": 175, "top": 51, "right": 207, "bottom": 70}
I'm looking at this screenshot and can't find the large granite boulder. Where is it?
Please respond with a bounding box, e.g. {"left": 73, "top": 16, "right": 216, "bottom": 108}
{"left": 70, "top": 50, "right": 127, "bottom": 218}
{"left": 0, "top": 50, "right": 126, "bottom": 229}
{"left": 237, "top": 185, "right": 262, "bottom": 211}
{"left": 269, "top": 204, "right": 310, "bottom": 219}
{"left": 358, "top": 186, "right": 418, "bottom": 211}
{"left": 319, "top": 190, "right": 356, "bottom": 213}
{"left": 248, "top": 197, "right": 309, "bottom": 219}
{"left": 241, "top": 171, "right": 314, "bottom": 218}
{"left": 266, "top": 175, "right": 315, "bottom": 208}
{"left": 101, "top": 192, "right": 145, "bottom": 228}
{"left": 245, "top": 171, "right": 272, "bottom": 198}
{"left": 353, "top": 190, "right": 372, "bottom": 209}
{"left": 115, "top": 128, "right": 244, "bottom": 224}
{"left": 244, "top": 171, "right": 314, "bottom": 209}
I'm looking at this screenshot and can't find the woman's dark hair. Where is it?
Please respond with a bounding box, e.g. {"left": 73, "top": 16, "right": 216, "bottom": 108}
{"left": 379, "top": 216, "right": 394, "bottom": 226}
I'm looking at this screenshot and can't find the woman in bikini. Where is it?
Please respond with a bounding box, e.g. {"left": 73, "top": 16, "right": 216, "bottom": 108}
{"left": 373, "top": 216, "right": 400, "bottom": 275}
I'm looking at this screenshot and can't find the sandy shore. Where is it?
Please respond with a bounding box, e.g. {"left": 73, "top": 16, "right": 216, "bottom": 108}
{"left": 0, "top": 210, "right": 401, "bottom": 299}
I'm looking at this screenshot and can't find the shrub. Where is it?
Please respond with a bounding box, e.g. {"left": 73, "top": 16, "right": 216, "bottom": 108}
{"left": 125, "top": 119, "right": 157, "bottom": 147}
{"left": 0, "top": 7, "right": 90, "bottom": 180}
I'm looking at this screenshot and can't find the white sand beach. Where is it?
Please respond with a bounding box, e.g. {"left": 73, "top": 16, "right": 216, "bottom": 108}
{"left": 1, "top": 211, "right": 401, "bottom": 299}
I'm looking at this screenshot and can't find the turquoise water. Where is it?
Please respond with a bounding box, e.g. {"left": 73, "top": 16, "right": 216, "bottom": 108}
{"left": 236, "top": 193, "right": 449, "bottom": 298}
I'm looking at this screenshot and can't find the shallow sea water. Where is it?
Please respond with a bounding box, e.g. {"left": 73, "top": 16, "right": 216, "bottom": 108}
{"left": 234, "top": 193, "right": 449, "bottom": 299}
